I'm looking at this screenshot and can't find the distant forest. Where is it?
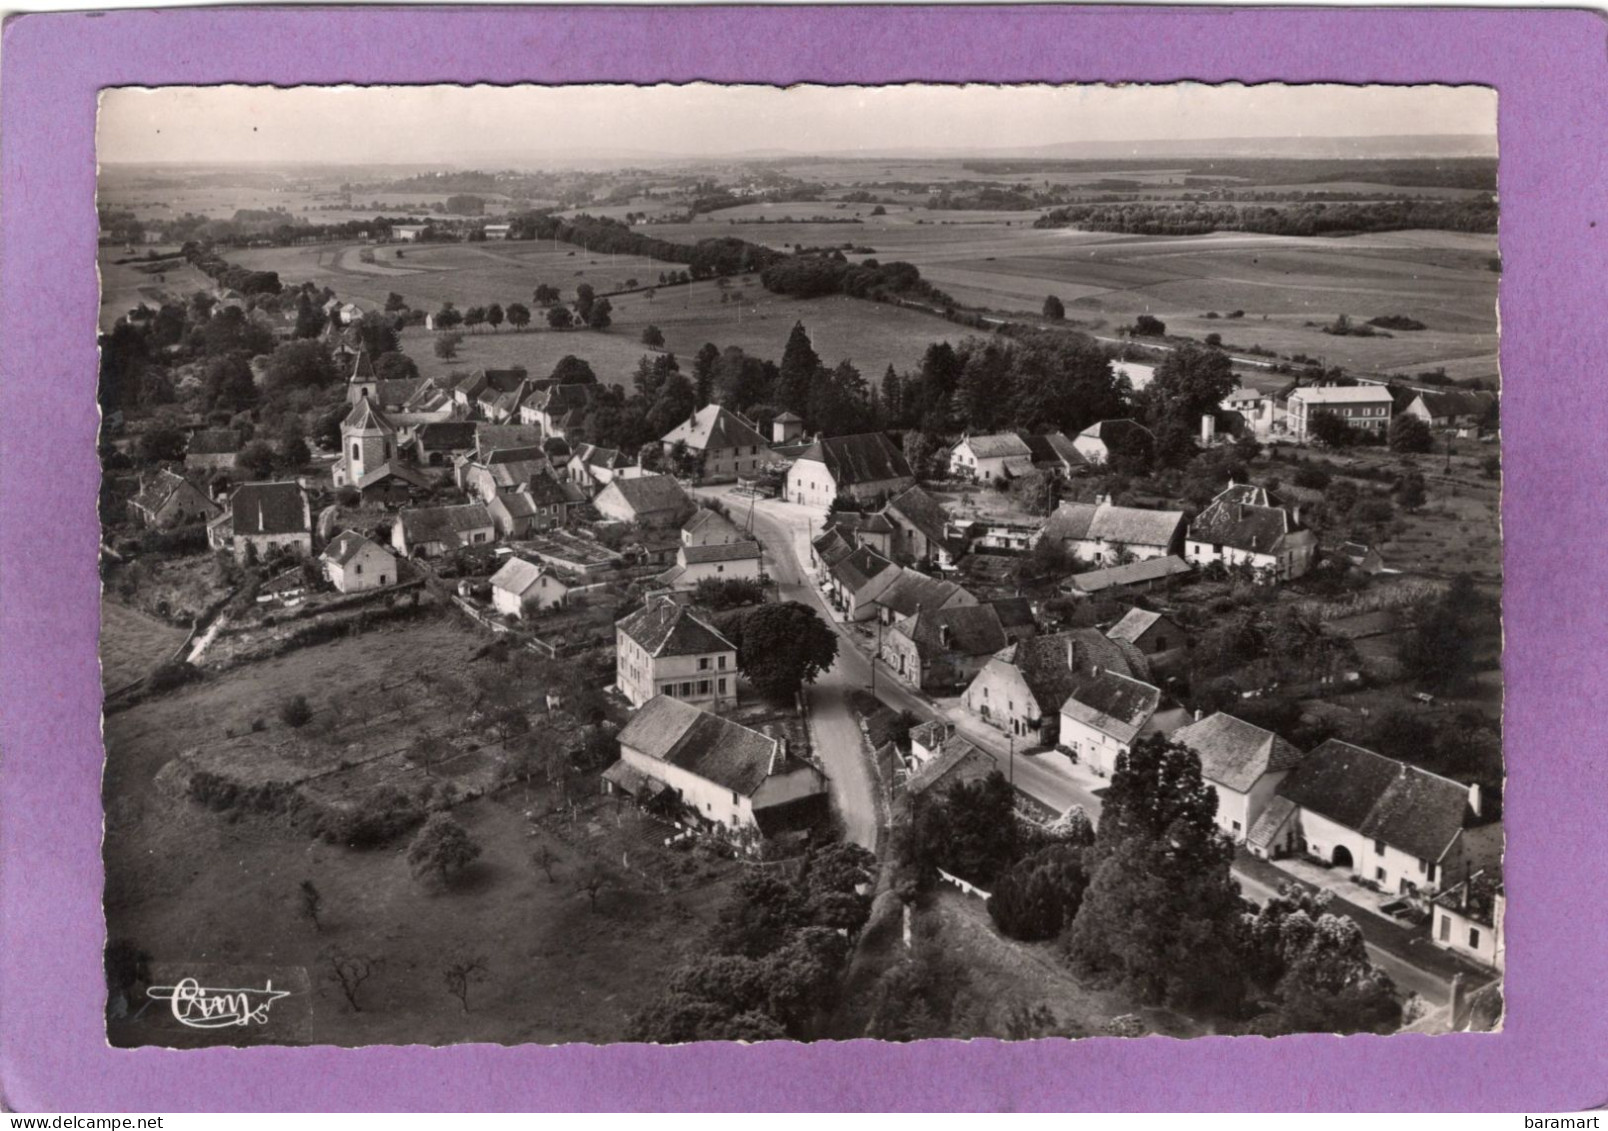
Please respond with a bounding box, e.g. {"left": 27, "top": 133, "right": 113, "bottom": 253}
{"left": 962, "top": 157, "right": 1498, "bottom": 192}
{"left": 1034, "top": 197, "right": 1498, "bottom": 237}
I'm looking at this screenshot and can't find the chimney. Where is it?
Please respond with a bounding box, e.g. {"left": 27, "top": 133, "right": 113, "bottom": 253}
{"left": 1467, "top": 782, "right": 1482, "bottom": 818}
{"left": 939, "top": 623, "right": 952, "bottom": 649}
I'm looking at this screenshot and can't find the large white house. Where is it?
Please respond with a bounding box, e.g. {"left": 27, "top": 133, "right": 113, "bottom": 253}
{"left": 785, "top": 432, "right": 914, "bottom": 509}
{"left": 1170, "top": 712, "right": 1304, "bottom": 842}
{"left": 948, "top": 432, "right": 1034, "bottom": 482}
{"left": 489, "top": 556, "right": 569, "bottom": 619}
{"left": 615, "top": 596, "right": 738, "bottom": 709}
{"left": 659, "top": 404, "right": 772, "bottom": 480}
{"left": 656, "top": 541, "right": 764, "bottom": 590}
{"left": 320, "top": 530, "right": 398, "bottom": 593}
{"left": 1059, "top": 671, "right": 1181, "bottom": 778}
{"left": 1286, "top": 385, "right": 1394, "bottom": 442}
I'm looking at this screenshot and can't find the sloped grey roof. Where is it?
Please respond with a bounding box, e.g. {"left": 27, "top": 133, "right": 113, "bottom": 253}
{"left": 230, "top": 481, "right": 310, "bottom": 537}
{"left": 959, "top": 432, "right": 1032, "bottom": 460}
{"left": 831, "top": 545, "right": 898, "bottom": 593}
{"left": 490, "top": 556, "right": 548, "bottom": 596}
{"left": 1415, "top": 389, "right": 1496, "bottom": 420}
{"left": 617, "top": 597, "right": 735, "bottom": 658}
{"left": 1106, "top": 607, "right": 1163, "bottom": 645}
{"left": 1172, "top": 712, "right": 1303, "bottom": 794}
{"left": 907, "top": 736, "right": 996, "bottom": 797}
{"left": 897, "top": 603, "right": 1008, "bottom": 661}
{"left": 601, "top": 473, "right": 690, "bottom": 516}
{"left": 797, "top": 432, "right": 913, "bottom": 488}
{"left": 1068, "top": 556, "right": 1192, "bottom": 594}
{"left": 1042, "top": 500, "right": 1184, "bottom": 550}
{"left": 397, "top": 503, "right": 492, "bottom": 546}
{"left": 682, "top": 541, "right": 762, "bottom": 565}
{"left": 884, "top": 484, "right": 951, "bottom": 546}
{"left": 321, "top": 529, "right": 389, "bottom": 567}
{"left": 1059, "top": 670, "right": 1161, "bottom": 745}
{"left": 660, "top": 404, "right": 769, "bottom": 452}
{"left": 874, "top": 569, "right": 968, "bottom": 619}
{"left": 1278, "top": 739, "right": 1478, "bottom": 862}
{"left": 617, "top": 695, "right": 795, "bottom": 798}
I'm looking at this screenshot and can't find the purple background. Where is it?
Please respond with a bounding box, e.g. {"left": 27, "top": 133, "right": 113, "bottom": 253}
{"left": 2, "top": 5, "right": 1604, "bottom": 1112}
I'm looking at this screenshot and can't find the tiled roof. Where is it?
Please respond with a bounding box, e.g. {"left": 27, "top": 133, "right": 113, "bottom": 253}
{"left": 1172, "top": 712, "right": 1303, "bottom": 794}
{"left": 489, "top": 556, "right": 548, "bottom": 596}
{"left": 831, "top": 545, "right": 898, "bottom": 593}
{"left": 397, "top": 503, "right": 493, "bottom": 547}
{"left": 617, "top": 597, "right": 735, "bottom": 658}
{"left": 874, "top": 570, "right": 969, "bottom": 619}
{"left": 343, "top": 397, "right": 395, "bottom": 433}
{"left": 682, "top": 541, "right": 762, "bottom": 565}
{"left": 322, "top": 529, "right": 389, "bottom": 567}
{"left": 1188, "top": 484, "right": 1303, "bottom": 556}
{"left": 1223, "top": 387, "right": 1264, "bottom": 404}
{"left": 617, "top": 696, "right": 794, "bottom": 798}
{"left": 1106, "top": 607, "right": 1163, "bottom": 645}
{"left": 132, "top": 468, "right": 196, "bottom": 514}
{"left": 601, "top": 473, "right": 690, "bottom": 516}
{"left": 1278, "top": 739, "right": 1478, "bottom": 862}
{"left": 1059, "top": 670, "right": 1161, "bottom": 745}
{"left": 492, "top": 489, "right": 539, "bottom": 521}
{"left": 475, "top": 425, "right": 544, "bottom": 458}
{"left": 1415, "top": 389, "right": 1496, "bottom": 420}
{"left": 684, "top": 508, "right": 743, "bottom": 539}
{"left": 1068, "top": 556, "right": 1192, "bottom": 593}
{"left": 354, "top": 462, "right": 429, "bottom": 491}
{"left": 883, "top": 484, "right": 951, "bottom": 546}
{"left": 959, "top": 432, "right": 1033, "bottom": 460}
{"left": 230, "top": 481, "right": 310, "bottom": 537}
{"left": 812, "top": 528, "right": 857, "bottom": 569}
{"left": 988, "top": 596, "right": 1036, "bottom": 632}
{"left": 897, "top": 603, "right": 1008, "bottom": 660}
{"left": 1247, "top": 795, "right": 1299, "bottom": 852}
{"left": 1042, "top": 500, "right": 1184, "bottom": 550}
{"left": 349, "top": 349, "right": 376, "bottom": 381}
{"left": 1078, "top": 418, "right": 1153, "bottom": 445}
{"left": 907, "top": 736, "right": 996, "bottom": 797}
{"left": 524, "top": 471, "right": 572, "bottom": 508}
{"left": 1019, "top": 430, "right": 1087, "bottom": 470}
{"left": 1001, "top": 628, "right": 1148, "bottom": 714}
{"left": 1289, "top": 385, "right": 1394, "bottom": 406}
{"left": 797, "top": 432, "right": 913, "bottom": 488}
{"left": 186, "top": 428, "right": 242, "bottom": 456}
{"left": 909, "top": 720, "right": 949, "bottom": 751}
{"left": 659, "top": 404, "right": 769, "bottom": 452}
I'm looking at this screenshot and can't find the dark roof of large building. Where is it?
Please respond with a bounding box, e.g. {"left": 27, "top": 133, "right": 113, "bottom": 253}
{"left": 396, "top": 503, "right": 493, "bottom": 547}
{"left": 797, "top": 432, "right": 913, "bottom": 488}
{"left": 1187, "top": 483, "right": 1305, "bottom": 556}
{"left": 896, "top": 603, "right": 1008, "bottom": 661}
{"left": 617, "top": 596, "right": 735, "bottom": 658}
{"left": 988, "top": 596, "right": 1036, "bottom": 634}
{"left": 132, "top": 468, "right": 204, "bottom": 515}
{"left": 1059, "top": 670, "right": 1161, "bottom": 745}
{"left": 618, "top": 696, "right": 812, "bottom": 798}
{"left": 660, "top": 404, "right": 769, "bottom": 452}
{"left": 1018, "top": 430, "right": 1087, "bottom": 470}
{"left": 1172, "top": 712, "right": 1304, "bottom": 794}
{"left": 997, "top": 627, "right": 1147, "bottom": 713}
{"left": 883, "top": 484, "right": 951, "bottom": 546}
{"left": 1278, "top": 739, "right": 1480, "bottom": 862}
{"left": 906, "top": 736, "right": 996, "bottom": 797}
{"left": 682, "top": 540, "right": 762, "bottom": 565}
{"left": 1414, "top": 389, "right": 1497, "bottom": 420}
{"left": 417, "top": 421, "right": 479, "bottom": 450}
{"left": 229, "top": 481, "right": 310, "bottom": 537}
{"left": 957, "top": 432, "right": 1033, "bottom": 460}
{"left": 874, "top": 569, "right": 969, "bottom": 619}
{"left": 1041, "top": 500, "right": 1185, "bottom": 550}
{"left": 831, "top": 544, "right": 899, "bottom": 593}
{"left": 812, "top": 527, "right": 857, "bottom": 569}
{"left": 186, "top": 428, "right": 243, "bottom": 456}
{"left": 1078, "top": 418, "right": 1153, "bottom": 447}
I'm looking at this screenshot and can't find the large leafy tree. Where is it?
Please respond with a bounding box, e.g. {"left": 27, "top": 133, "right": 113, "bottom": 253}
{"left": 1145, "top": 342, "right": 1236, "bottom": 432}
{"left": 262, "top": 340, "right": 338, "bottom": 393}
{"left": 777, "top": 321, "right": 822, "bottom": 417}
{"left": 406, "top": 814, "right": 481, "bottom": 884}
{"left": 1243, "top": 885, "right": 1401, "bottom": 1034}
{"left": 1067, "top": 735, "right": 1248, "bottom": 1013}
{"left": 720, "top": 601, "right": 837, "bottom": 701}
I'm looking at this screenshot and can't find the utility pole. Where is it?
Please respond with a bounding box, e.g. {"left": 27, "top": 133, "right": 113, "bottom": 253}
{"left": 1008, "top": 730, "right": 1016, "bottom": 788}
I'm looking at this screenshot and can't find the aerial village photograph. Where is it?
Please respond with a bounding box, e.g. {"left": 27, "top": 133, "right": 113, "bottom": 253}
{"left": 96, "top": 83, "right": 1504, "bottom": 1047}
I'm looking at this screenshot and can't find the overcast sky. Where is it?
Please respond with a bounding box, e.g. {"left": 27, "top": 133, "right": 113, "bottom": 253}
{"left": 98, "top": 83, "right": 1496, "bottom": 165}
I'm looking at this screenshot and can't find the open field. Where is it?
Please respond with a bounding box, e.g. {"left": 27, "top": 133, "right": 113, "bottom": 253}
{"left": 100, "top": 599, "right": 190, "bottom": 691}
{"left": 103, "top": 612, "right": 743, "bottom": 1046}
{"left": 98, "top": 252, "right": 214, "bottom": 329}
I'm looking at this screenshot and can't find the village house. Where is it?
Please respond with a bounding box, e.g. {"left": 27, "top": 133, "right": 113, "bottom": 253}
{"left": 1104, "top": 606, "right": 1186, "bottom": 662}
{"left": 593, "top": 473, "right": 693, "bottom": 528}
{"left": 1038, "top": 498, "right": 1186, "bottom": 565}
{"left": 770, "top": 411, "right": 806, "bottom": 444}
{"left": 482, "top": 222, "right": 513, "bottom": 240}
{"left": 1185, "top": 482, "right": 1318, "bottom": 581}
{"left": 882, "top": 485, "right": 963, "bottom": 567}
{"left": 1431, "top": 867, "right": 1504, "bottom": 970}
{"left": 452, "top": 368, "right": 529, "bottom": 416}
{"left": 1250, "top": 739, "right": 1504, "bottom": 897}
{"left": 1401, "top": 388, "right": 1497, "bottom": 433}
{"left": 785, "top": 432, "right": 914, "bottom": 509}
{"left": 1059, "top": 670, "right": 1181, "bottom": 777}
{"left": 682, "top": 507, "right": 746, "bottom": 548}
{"left": 606, "top": 695, "right": 826, "bottom": 842}
{"left": 1171, "top": 712, "right": 1305, "bottom": 842}
{"left": 320, "top": 529, "right": 397, "bottom": 593}
{"left": 391, "top": 503, "right": 495, "bottom": 559}
{"left": 210, "top": 480, "right": 313, "bottom": 562}
{"left": 1072, "top": 418, "right": 1153, "bottom": 466}
{"left": 1286, "top": 385, "right": 1395, "bottom": 442}
{"left": 567, "top": 444, "right": 635, "bottom": 496}
{"left": 489, "top": 556, "right": 569, "bottom": 619}
{"left": 659, "top": 404, "right": 773, "bottom": 481}
{"left": 826, "top": 545, "right": 902, "bottom": 621}
{"left": 615, "top": 596, "right": 738, "bottom": 710}
{"left": 458, "top": 448, "right": 548, "bottom": 500}
{"left": 184, "top": 428, "right": 243, "bottom": 473}
{"left": 881, "top": 603, "right": 1009, "bottom": 693}
{"left": 1018, "top": 430, "right": 1088, "bottom": 479}
{"left": 1064, "top": 555, "right": 1192, "bottom": 598}
{"left": 1220, "top": 387, "right": 1273, "bottom": 436}
{"left": 948, "top": 432, "right": 1035, "bottom": 482}
{"left": 522, "top": 383, "right": 599, "bottom": 439}
{"left": 869, "top": 568, "right": 978, "bottom": 627}
{"left": 657, "top": 540, "right": 764, "bottom": 590}
{"left": 390, "top": 223, "right": 428, "bottom": 242}
{"left": 963, "top": 627, "right": 1148, "bottom": 746}
{"left": 1335, "top": 541, "right": 1386, "bottom": 575}
{"left": 905, "top": 722, "right": 997, "bottom": 798}
{"left": 810, "top": 526, "right": 858, "bottom": 575}
{"left": 130, "top": 468, "right": 220, "bottom": 529}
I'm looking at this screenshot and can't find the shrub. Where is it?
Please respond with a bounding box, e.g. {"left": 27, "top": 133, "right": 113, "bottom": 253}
{"left": 146, "top": 660, "right": 201, "bottom": 694}
{"left": 318, "top": 784, "right": 427, "bottom": 847}
{"left": 1293, "top": 464, "right": 1331, "bottom": 490}
{"left": 279, "top": 694, "right": 313, "bottom": 728}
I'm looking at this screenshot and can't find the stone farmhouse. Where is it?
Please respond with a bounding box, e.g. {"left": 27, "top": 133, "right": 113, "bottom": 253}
{"left": 131, "top": 468, "right": 220, "bottom": 529}
{"left": 209, "top": 481, "right": 313, "bottom": 562}
{"left": 606, "top": 695, "right": 826, "bottom": 842}
{"left": 948, "top": 432, "right": 1034, "bottom": 482}
{"left": 1185, "top": 482, "right": 1317, "bottom": 582}
{"left": 785, "top": 432, "right": 914, "bottom": 509}
{"left": 1059, "top": 670, "right": 1182, "bottom": 778}
{"left": 1401, "top": 389, "right": 1497, "bottom": 433}
{"left": 963, "top": 627, "right": 1148, "bottom": 746}
{"left": 1171, "top": 712, "right": 1305, "bottom": 843}
{"left": 659, "top": 405, "right": 773, "bottom": 481}
{"left": 881, "top": 603, "right": 1010, "bottom": 693}
{"left": 593, "top": 473, "right": 693, "bottom": 528}
{"left": 1038, "top": 498, "right": 1186, "bottom": 565}
{"left": 391, "top": 502, "right": 495, "bottom": 558}
{"left": 320, "top": 529, "right": 398, "bottom": 593}
{"left": 615, "top": 596, "right": 738, "bottom": 710}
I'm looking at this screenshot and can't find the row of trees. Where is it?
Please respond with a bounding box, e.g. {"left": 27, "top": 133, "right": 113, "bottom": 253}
{"left": 1035, "top": 197, "right": 1499, "bottom": 237}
